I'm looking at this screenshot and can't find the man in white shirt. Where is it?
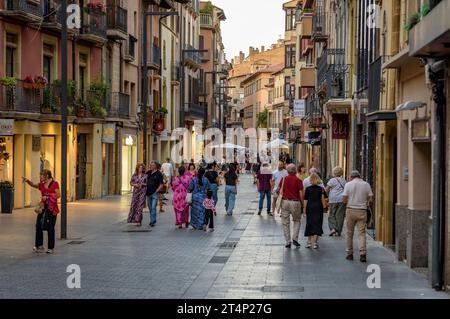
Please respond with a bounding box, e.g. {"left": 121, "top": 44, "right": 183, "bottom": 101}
{"left": 342, "top": 170, "right": 374, "bottom": 263}
{"left": 271, "top": 161, "right": 288, "bottom": 214}
{"left": 161, "top": 158, "right": 174, "bottom": 190}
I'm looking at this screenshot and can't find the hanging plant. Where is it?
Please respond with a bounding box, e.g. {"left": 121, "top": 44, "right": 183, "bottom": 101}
{"left": 0, "top": 77, "right": 17, "bottom": 88}
{"left": 23, "top": 75, "right": 35, "bottom": 89}
{"left": 34, "top": 75, "right": 48, "bottom": 89}
{"left": 404, "top": 12, "right": 420, "bottom": 31}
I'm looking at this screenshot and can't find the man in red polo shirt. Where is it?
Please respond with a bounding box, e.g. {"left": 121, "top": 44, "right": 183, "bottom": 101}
{"left": 277, "top": 164, "right": 304, "bottom": 248}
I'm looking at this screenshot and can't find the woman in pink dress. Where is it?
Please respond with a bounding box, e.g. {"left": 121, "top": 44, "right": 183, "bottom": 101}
{"left": 186, "top": 163, "right": 197, "bottom": 179}
{"left": 127, "top": 163, "right": 147, "bottom": 226}
{"left": 172, "top": 166, "right": 191, "bottom": 229}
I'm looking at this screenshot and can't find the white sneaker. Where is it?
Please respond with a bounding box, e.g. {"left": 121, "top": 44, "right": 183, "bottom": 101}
{"left": 313, "top": 244, "right": 319, "bottom": 249}
{"left": 46, "top": 249, "right": 53, "bottom": 254}
{"left": 33, "top": 246, "right": 44, "bottom": 253}
{"left": 306, "top": 242, "right": 312, "bottom": 248}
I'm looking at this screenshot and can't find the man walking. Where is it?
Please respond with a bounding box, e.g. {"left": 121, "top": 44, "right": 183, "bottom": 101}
{"left": 302, "top": 167, "right": 324, "bottom": 189}
{"left": 146, "top": 161, "right": 165, "bottom": 227}
{"left": 161, "top": 158, "right": 174, "bottom": 190}
{"left": 342, "top": 170, "right": 374, "bottom": 262}
{"left": 272, "top": 160, "right": 288, "bottom": 215}
{"left": 256, "top": 163, "right": 273, "bottom": 216}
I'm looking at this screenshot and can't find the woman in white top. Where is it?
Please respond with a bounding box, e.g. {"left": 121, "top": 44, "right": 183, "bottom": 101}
{"left": 325, "top": 166, "right": 347, "bottom": 236}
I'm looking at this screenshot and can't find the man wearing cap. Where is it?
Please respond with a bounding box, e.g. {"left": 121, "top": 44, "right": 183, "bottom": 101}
{"left": 342, "top": 170, "right": 374, "bottom": 262}
{"left": 146, "top": 161, "right": 165, "bottom": 227}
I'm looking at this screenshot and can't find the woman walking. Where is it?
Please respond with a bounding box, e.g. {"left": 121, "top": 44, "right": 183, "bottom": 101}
{"left": 186, "top": 163, "right": 197, "bottom": 179}
{"left": 127, "top": 163, "right": 147, "bottom": 226}
{"left": 325, "top": 166, "right": 347, "bottom": 236}
{"left": 205, "top": 162, "right": 220, "bottom": 206}
{"left": 22, "top": 169, "right": 60, "bottom": 254}
{"left": 189, "top": 167, "right": 211, "bottom": 230}
{"left": 224, "top": 164, "right": 239, "bottom": 216}
{"left": 172, "top": 166, "right": 191, "bottom": 229}
{"left": 304, "top": 173, "right": 326, "bottom": 249}
{"left": 297, "top": 163, "right": 308, "bottom": 181}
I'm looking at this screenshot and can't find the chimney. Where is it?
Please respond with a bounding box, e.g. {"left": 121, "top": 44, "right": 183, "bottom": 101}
{"left": 261, "top": 46, "right": 265, "bottom": 52}
{"left": 240, "top": 51, "right": 245, "bottom": 61}
{"left": 249, "top": 46, "right": 255, "bottom": 56}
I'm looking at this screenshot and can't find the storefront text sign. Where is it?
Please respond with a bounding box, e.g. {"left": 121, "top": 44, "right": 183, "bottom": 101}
{"left": 332, "top": 114, "right": 349, "bottom": 140}
{"left": 0, "top": 119, "right": 14, "bottom": 136}
{"left": 102, "top": 123, "right": 116, "bottom": 144}
{"left": 293, "top": 100, "right": 306, "bottom": 118}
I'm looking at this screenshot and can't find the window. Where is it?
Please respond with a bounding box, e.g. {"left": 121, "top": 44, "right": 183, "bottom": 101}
{"left": 285, "top": 9, "right": 296, "bottom": 31}
{"left": 284, "top": 77, "right": 295, "bottom": 100}
{"left": 43, "top": 43, "right": 55, "bottom": 83}
{"left": 163, "top": 40, "right": 166, "bottom": 70}
{"left": 5, "top": 33, "right": 19, "bottom": 77}
{"left": 79, "top": 53, "right": 88, "bottom": 99}
{"left": 285, "top": 44, "right": 296, "bottom": 68}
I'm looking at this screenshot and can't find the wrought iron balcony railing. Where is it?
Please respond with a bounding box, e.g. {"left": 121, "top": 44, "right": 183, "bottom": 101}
{"left": 200, "top": 13, "right": 213, "bottom": 27}
{"left": 80, "top": 10, "right": 107, "bottom": 40}
{"left": 171, "top": 63, "right": 181, "bottom": 82}
{"left": 106, "top": 4, "right": 127, "bottom": 34}
{"left": 316, "top": 49, "right": 348, "bottom": 100}
{"left": 124, "top": 35, "right": 137, "bottom": 62}
{"left": 368, "top": 56, "right": 382, "bottom": 113}
{"left": 4, "top": 0, "right": 43, "bottom": 18}
{"left": 184, "top": 44, "right": 202, "bottom": 66}
{"left": 185, "top": 103, "right": 206, "bottom": 120}
{"left": 0, "top": 80, "right": 42, "bottom": 113}
{"left": 312, "top": 11, "right": 328, "bottom": 41}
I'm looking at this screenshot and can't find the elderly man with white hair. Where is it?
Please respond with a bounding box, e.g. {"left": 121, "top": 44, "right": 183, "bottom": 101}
{"left": 343, "top": 170, "right": 374, "bottom": 263}
{"left": 276, "top": 164, "right": 304, "bottom": 248}
{"left": 302, "top": 167, "right": 324, "bottom": 189}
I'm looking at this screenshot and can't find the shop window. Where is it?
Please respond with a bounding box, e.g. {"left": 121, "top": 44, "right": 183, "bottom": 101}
{"left": 40, "top": 136, "right": 55, "bottom": 175}
{"left": 0, "top": 137, "right": 13, "bottom": 182}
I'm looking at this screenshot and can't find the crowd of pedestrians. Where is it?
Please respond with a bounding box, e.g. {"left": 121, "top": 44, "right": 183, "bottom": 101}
{"left": 21, "top": 153, "right": 373, "bottom": 262}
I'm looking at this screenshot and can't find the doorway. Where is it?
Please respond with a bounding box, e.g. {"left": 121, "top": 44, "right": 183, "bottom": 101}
{"left": 76, "top": 134, "right": 87, "bottom": 200}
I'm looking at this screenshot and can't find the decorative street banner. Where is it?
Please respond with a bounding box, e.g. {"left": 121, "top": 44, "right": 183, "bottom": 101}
{"left": 332, "top": 114, "right": 349, "bottom": 140}
{"left": 102, "top": 123, "right": 116, "bottom": 144}
{"left": 0, "top": 119, "right": 14, "bottom": 136}
{"left": 308, "top": 131, "right": 321, "bottom": 145}
{"left": 293, "top": 99, "right": 306, "bottom": 118}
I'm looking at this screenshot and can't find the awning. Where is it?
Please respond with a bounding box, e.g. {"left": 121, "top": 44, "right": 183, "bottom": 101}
{"left": 395, "top": 101, "right": 427, "bottom": 112}
{"left": 366, "top": 111, "right": 397, "bottom": 122}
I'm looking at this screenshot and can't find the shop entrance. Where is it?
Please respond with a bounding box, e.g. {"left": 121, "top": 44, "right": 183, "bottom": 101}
{"left": 121, "top": 135, "right": 137, "bottom": 193}
{"left": 76, "top": 134, "right": 87, "bottom": 200}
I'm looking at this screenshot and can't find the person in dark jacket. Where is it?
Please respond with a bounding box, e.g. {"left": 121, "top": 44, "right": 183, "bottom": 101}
{"left": 146, "top": 161, "right": 164, "bottom": 227}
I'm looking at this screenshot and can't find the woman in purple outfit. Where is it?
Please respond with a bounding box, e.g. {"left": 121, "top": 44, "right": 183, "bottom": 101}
{"left": 127, "top": 163, "right": 147, "bottom": 226}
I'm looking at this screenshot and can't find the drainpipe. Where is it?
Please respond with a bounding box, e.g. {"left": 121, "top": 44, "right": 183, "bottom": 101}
{"left": 427, "top": 58, "right": 447, "bottom": 290}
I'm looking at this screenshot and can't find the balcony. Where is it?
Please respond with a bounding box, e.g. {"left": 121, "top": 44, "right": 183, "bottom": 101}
{"left": 171, "top": 63, "right": 181, "bottom": 84}
{"left": 1, "top": 0, "right": 43, "bottom": 22}
{"left": 147, "top": 44, "right": 161, "bottom": 69}
{"left": 366, "top": 56, "right": 397, "bottom": 122}
{"left": 299, "top": 14, "right": 313, "bottom": 38}
{"left": 201, "top": 50, "right": 211, "bottom": 62}
{"left": 106, "top": 3, "right": 128, "bottom": 40}
{"left": 124, "top": 35, "right": 137, "bottom": 62}
{"left": 299, "top": 65, "right": 316, "bottom": 88}
{"left": 78, "top": 10, "right": 107, "bottom": 44}
{"left": 184, "top": 103, "right": 206, "bottom": 121}
{"left": 200, "top": 13, "right": 213, "bottom": 28}
{"left": 304, "top": 90, "right": 326, "bottom": 129}
{"left": 316, "top": 49, "right": 348, "bottom": 100}
{"left": 0, "top": 80, "right": 42, "bottom": 113}
{"left": 409, "top": 0, "right": 450, "bottom": 57}
{"left": 301, "top": 38, "right": 313, "bottom": 56}
{"left": 312, "top": 11, "right": 328, "bottom": 42}
{"left": 107, "top": 92, "right": 130, "bottom": 119}
{"left": 184, "top": 44, "right": 202, "bottom": 69}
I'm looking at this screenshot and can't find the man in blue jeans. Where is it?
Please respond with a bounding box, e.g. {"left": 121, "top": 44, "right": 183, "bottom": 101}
{"left": 256, "top": 163, "right": 274, "bottom": 216}
{"left": 146, "top": 161, "right": 165, "bottom": 227}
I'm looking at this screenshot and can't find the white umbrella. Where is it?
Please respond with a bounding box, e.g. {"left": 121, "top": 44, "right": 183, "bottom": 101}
{"left": 210, "top": 143, "right": 246, "bottom": 150}
{"left": 263, "top": 138, "right": 290, "bottom": 149}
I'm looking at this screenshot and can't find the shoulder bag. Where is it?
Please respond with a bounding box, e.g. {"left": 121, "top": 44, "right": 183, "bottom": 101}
{"left": 321, "top": 188, "right": 329, "bottom": 210}
{"left": 35, "top": 181, "right": 54, "bottom": 215}
{"left": 178, "top": 177, "right": 193, "bottom": 205}
{"left": 275, "top": 177, "right": 285, "bottom": 213}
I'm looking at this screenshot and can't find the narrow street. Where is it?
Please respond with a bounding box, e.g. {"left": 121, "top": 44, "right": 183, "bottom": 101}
{"left": 0, "top": 175, "right": 447, "bottom": 299}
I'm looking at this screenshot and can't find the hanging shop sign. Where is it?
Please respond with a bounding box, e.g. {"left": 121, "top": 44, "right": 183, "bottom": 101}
{"left": 293, "top": 99, "right": 306, "bottom": 118}
{"left": 102, "top": 123, "right": 116, "bottom": 144}
{"left": 332, "top": 114, "right": 349, "bottom": 140}
{"left": 411, "top": 119, "right": 430, "bottom": 142}
{"left": 308, "top": 131, "right": 321, "bottom": 145}
{"left": 0, "top": 119, "right": 14, "bottom": 136}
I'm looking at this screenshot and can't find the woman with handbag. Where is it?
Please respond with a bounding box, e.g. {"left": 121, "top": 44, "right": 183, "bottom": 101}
{"left": 22, "top": 169, "right": 60, "bottom": 254}
{"left": 171, "top": 166, "right": 191, "bottom": 229}
{"left": 325, "top": 166, "right": 347, "bottom": 237}
{"left": 303, "top": 173, "right": 326, "bottom": 249}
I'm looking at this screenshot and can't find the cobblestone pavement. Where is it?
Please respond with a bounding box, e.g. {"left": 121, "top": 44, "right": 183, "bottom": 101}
{"left": 0, "top": 175, "right": 448, "bottom": 299}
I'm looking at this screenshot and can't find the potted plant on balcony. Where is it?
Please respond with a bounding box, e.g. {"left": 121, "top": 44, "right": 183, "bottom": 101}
{"left": 404, "top": 12, "right": 420, "bottom": 31}
{"left": 74, "top": 97, "right": 87, "bottom": 118}
{"left": 23, "top": 75, "right": 35, "bottom": 89}
{"left": 159, "top": 106, "right": 168, "bottom": 116}
{"left": 85, "top": 2, "right": 105, "bottom": 14}
{"left": 34, "top": 75, "right": 48, "bottom": 89}
{"left": 0, "top": 77, "right": 17, "bottom": 89}
{"left": 0, "top": 180, "right": 14, "bottom": 214}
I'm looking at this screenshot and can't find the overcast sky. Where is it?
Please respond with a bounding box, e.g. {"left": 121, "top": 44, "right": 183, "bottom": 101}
{"left": 210, "top": 0, "right": 286, "bottom": 61}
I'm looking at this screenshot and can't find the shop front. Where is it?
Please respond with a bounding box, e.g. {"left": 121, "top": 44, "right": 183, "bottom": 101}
{"left": 121, "top": 131, "right": 138, "bottom": 194}
{"left": 0, "top": 120, "right": 14, "bottom": 183}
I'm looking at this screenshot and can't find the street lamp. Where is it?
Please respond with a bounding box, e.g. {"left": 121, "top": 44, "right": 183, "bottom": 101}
{"left": 60, "top": 0, "right": 68, "bottom": 239}
{"left": 142, "top": 10, "right": 179, "bottom": 165}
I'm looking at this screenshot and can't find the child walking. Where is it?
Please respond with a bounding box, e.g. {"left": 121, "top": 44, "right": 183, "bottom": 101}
{"left": 203, "top": 190, "right": 217, "bottom": 232}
